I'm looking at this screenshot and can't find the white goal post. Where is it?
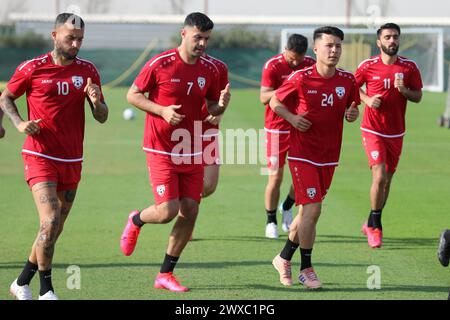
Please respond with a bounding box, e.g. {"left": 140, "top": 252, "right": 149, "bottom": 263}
{"left": 281, "top": 28, "right": 444, "bottom": 92}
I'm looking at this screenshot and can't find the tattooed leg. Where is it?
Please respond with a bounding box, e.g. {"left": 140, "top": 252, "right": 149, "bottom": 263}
{"left": 29, "top": 182, "right": 60, "bottom": 271}
{"left": 29, "top": 188, "right": 78, "bottom": 264}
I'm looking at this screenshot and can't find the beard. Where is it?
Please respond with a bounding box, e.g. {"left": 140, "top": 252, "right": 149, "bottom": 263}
{"left": 381, "top": 43, "right": 399, "bottom": 56}
{"left": 191, "top": 46, "right": 205, "bottom": 57}
{"left": 55, "top": 44, "right": 79, "bottom": 60}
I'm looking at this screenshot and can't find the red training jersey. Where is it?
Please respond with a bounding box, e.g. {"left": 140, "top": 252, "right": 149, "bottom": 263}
{"left": 133, "top": 48, "right": 220, "bottom": 157}
{"left": 355, "top": 55, "right": 423, "bottom": 137}
{"left": 276, "top": 65, "right": 360, "bottom": 166}
{"left": 261, "top": 53, "right": 315, "bottom": 133}
{"left": 7, "top": 52, "right": 104, "bottom": 162}
{"left": 200, "top": 54, "right": 229, "bottom": 133}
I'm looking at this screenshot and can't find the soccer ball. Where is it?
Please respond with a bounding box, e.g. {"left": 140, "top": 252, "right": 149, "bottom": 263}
{"left": 123, "top": 108, "right": 135, "bottom": 120}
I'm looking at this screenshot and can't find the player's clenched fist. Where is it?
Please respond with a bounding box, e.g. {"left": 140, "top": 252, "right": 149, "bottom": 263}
{"left": 17, "top": 119, "right": 42, "bottom": 135}
{"left": 161, "top": 105, "right": 186, "bottom": 126}
{"left": 368, "top": 94, "right": 382, "bottom": 109}
{"left": 218, "top": 83, "right": 231, "bottom": 109}
{"left": 394, "top": 74, "right": 407, "bottom": 94}
{"left": 345, "top": 101, "right": 359, "bottom": 122}
{"left": 84, "top": 77, "right": 101, "bottom": 104}
{"left": 289, "top": 112, "right": 312, "bottom": 132}
{"left": 204, "top": 114, "right": 222, "bottom": 126}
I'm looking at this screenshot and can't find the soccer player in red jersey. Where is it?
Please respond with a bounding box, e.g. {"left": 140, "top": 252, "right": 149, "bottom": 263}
{"left": 120, "top": 12, "right": 230, "bottom": 292}
{"left": 0, "top": 13, "right": 108, "bottom": 300}
{"left": 200, "top": 54, "right": 228, "bottom": 196}
{"left": 186, "top": 54, "right": 228, "bottom": 241}
{"left": 355, "top": 23, "right": 423, "bottom": 249}
{"left": 0, "top": 103, "right": 5, "bottom": 138}
{"left": 269, "top": 26, "right": 360, "bottom": 289}
{"left": 260, "top": 34, "right": 316, "bottom": 239}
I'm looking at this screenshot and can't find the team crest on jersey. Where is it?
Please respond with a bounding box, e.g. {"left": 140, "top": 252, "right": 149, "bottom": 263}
{"left": 395, "top": 72, "right": 404, "bottom": 80}
{"left": 371, "top": 151, "right": 379, "bottom": 160}
{"left": 72, "top": 76, "right": 84, "bottom": 90}
{"left": 335, "top": 87, "right": 345, "bottom": 99}
{"left": 156, "top": 185, "right": 166, "bottom": 197}
{"left": 197, "top": 77, "right": 206, "bottom": 90}
{"left": 306, "top": 188, "right": 317, "bottom": 199}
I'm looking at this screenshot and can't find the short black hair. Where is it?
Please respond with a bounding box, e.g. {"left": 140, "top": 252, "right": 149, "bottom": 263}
{"left": 286, "top": 34, "right": 308, "bottom": 54}
{"left": 55, "top": 13, "right": 85, "bottom": 29}
{"left": 184, "top": 12, "right": 214, "bottom": 32}
{"left": 377, "top": 23, "right": 401, "bottom": 38}
{"left": 313, "top": 26, "right": 344, "bottom": 41}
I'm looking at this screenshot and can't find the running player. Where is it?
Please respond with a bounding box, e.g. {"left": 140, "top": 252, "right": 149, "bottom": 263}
{"left": 270, "top": 26, "right": 360, "bottom": 289}
{"left": 356, "top": 23, "right": 423, "bottom": 248}
{"left": 260, "top": 34, "right": 315, "bottom": 238}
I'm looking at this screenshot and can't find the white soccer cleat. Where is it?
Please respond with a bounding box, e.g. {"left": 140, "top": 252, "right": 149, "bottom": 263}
{"left": 265, "top": 222, "right": 279, "bottom": 239}
{"left": 39, "top": 290, "right": 58, "bottom": 300}
{"left": 9, "top": 279, "right": 32, "bottom": 300}
{"left": 279, "top": 204, "right": 293, "bottom": 232}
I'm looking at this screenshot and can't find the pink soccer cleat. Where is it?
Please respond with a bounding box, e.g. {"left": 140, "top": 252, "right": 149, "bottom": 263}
{"left": 154, "top": 272, "right": 189, "bottom": 292}
{"left": 120, "top": 210, "right": 142, "bottom": 256}
{"left": 361, "top": 223, "right": 383, "bottom": 248}
{"left": 298, "top": 267, "right": 322, "bottom": 289}
{"left": 272, "top": 254, "right": 292, "bottom": 286}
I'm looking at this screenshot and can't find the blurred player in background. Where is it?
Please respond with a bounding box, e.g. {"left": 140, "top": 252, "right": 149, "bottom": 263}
{"left": 438, "top": 229, "right": 450, "bottom": 267}
{"left": 0, "top": 13, "right": 108, "bottom": 300}
{"left": 356, "top": 23, "right": 422, "bottom": 249}
{"left": 0, "top": 105, "right": 5, "bottom": 138}
{"left": 437, "top": 229, "right": 450, "bottom": 299}
{"left": 120, "top": 12, "right": 230, "bottom": 292}
{"left": 260, "top": 34, "right": 315, "bottom": 239}
{"left": 188, "top": 53, "right": 229, "bottom": 241}
{"left": 270, "top": 26, "right": 360, "bottom": 289}
{"left": 201, "top": 54, "right": 228, "bottom": 195}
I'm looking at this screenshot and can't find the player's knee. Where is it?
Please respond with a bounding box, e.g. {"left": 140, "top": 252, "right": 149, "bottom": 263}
{"left": 157, "top": 212, "right": 176, "bottom": 224}
{"left": 179, "top": 201, "right": 199, "bottom": 220}
{"left": 202, "top": 183, "right": 217, "bottom": 198}
{"left": 38, "top": 216, "right": 60, "bottom": 245}
{"left": 310, "top": 209, "right": 321, "bottom": 222}
{"left": 302, "top": 204, "right": 322, "bottom": 222}
{"left": 267, "top": 174, "right": 283, "bottom": 188}
{"left": 373, "top": 171, "right": 388, "bottom": 186}
{"left": 157, "top": 203, "right": 179, "bottom": 224}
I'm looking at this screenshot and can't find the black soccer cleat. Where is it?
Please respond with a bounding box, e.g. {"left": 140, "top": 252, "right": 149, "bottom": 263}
{"left": 438, "top": 229, "right": 450, "bottom": 267}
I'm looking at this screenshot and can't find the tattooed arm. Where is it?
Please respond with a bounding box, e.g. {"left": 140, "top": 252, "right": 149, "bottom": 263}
{"left": 86, "top": 97, "right": 109, "bottom": 124}
{"left": 0, "top": 87, "right": 42, "bottom": 135}
{"left": 84, "top": 78, "right": 108, "bottom": 123}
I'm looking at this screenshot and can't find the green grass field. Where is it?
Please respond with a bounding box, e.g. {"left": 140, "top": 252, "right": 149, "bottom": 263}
{"left": 0, "top": 87, "right": 449, "bottom": 300}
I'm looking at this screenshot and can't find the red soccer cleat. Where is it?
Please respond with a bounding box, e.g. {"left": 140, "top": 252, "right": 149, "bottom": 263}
{"left": 154, "top": 272, "right": 189, "bottom": 292}
{"left": 361, "top": 223, "right": 383, "bottom": 248}
{"left": 120, "top": 210, "right": 142, "bottom": 256}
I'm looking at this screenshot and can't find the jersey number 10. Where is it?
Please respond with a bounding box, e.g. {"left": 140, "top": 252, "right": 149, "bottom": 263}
{"left": 57, "top": 81, "right": 70, "bottom": 96}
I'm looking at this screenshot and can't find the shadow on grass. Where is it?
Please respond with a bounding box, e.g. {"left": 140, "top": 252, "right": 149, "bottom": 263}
{"left": 316, "top": 234, "right": 438, "bottom": 248}
{"left": 319, "top": 283, "right": 450, "bottom": 294}
{"left": 189, "top": 234, "right": 438, "bottom": 249}
{"left": 0, "top": 260, "right": 368, "bottom": 270}
{"left": 190, "top": 283, "right": 449, "bottom": 295}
